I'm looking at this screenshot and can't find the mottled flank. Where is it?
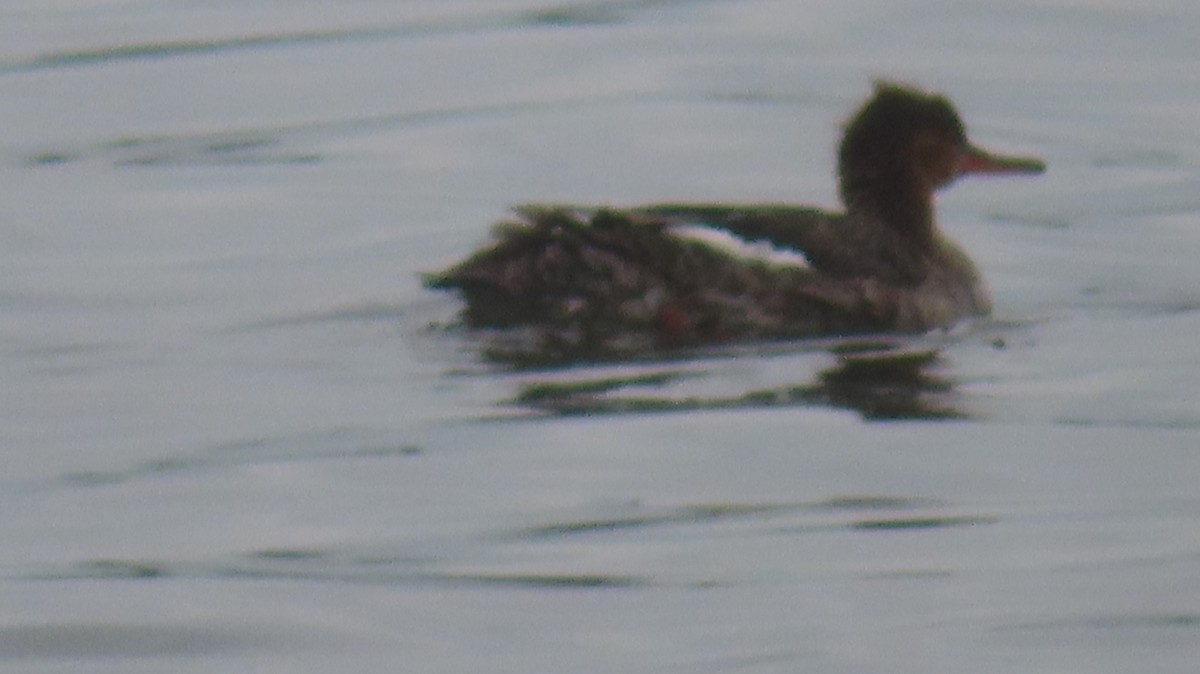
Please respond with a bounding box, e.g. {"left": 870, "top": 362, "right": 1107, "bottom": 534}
{"left": 426, "top": 207, "right": 894, "bottom": 360}
{"left": 427, "top": 82, "right": 1044, "bottom": 362}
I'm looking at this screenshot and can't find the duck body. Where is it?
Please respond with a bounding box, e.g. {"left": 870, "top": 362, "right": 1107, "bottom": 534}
{"left": 426, "top": 83, "right": 1044, "bottom": 360}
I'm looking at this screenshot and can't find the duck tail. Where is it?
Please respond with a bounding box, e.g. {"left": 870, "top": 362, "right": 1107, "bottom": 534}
{"left": 425, "top": 208, "right": 670, "bottom": 328}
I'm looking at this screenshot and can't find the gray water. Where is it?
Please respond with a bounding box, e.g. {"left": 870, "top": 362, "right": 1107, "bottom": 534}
{"left": 2, "top": 1, "right": 1200, "bottom": 672}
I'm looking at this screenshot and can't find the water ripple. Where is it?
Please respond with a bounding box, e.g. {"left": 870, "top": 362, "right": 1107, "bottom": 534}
{"left": 505, "top": 347, "right": 971, "bottom": 421}
{"left": 22, "top": 95, "right": 644, "bottom": 168}
{"left": 25, "top": 554, "right": 650, "bottom": 590}
{"left": 0, "top": 623, "right": 284, "bottom": 660}
{"left": 1004, "top": 613, "right": 1200, "bottom": 631}
{"left": 510, "top": 496, "right": 973, "bottom": 540}
{"left": 0, "top": 0, "right": 723, "bottom": 75}
{"left": 432, "top": 572, "right": 645, "bottom": 589}
{"left": 56, "top": 428, "right": 421, "bottom": 489}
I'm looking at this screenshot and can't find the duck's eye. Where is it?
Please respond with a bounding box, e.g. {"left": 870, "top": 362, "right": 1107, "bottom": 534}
{"left": 910, "top": 132, "right": 961, "bottom": 186}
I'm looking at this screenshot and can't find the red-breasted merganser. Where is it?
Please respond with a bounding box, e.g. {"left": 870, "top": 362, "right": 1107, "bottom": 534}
{"left": 426, "top": 82, "right": 1045, "bottom": 360}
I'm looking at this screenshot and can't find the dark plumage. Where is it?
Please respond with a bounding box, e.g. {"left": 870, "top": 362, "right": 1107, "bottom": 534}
{"left": 426, "top": 82, "right": 1044, "bottom": 361}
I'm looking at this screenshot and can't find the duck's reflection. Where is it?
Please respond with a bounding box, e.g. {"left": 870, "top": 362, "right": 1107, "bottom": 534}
{"left": 507, "top": 345, "right": 967, "bottom": 421}
{"left": 807, "top": 349, "right": 964, "bottom": 420}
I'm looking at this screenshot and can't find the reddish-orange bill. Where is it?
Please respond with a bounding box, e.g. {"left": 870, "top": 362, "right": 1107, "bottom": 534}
{"left": 959, "top": 144, "right": 1046, "bottom": 175}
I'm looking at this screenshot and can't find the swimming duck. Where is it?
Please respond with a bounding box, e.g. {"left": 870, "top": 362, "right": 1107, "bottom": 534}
{"left": 426, "top": 82, "right": 1045, "bottom": 360}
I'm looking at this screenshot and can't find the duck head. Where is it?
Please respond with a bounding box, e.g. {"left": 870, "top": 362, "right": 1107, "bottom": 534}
{"left": 837, "top": 81, "right": 1045, "bottom": 238}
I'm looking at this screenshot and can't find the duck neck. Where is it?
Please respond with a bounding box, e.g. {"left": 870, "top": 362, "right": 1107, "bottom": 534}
{"left": 839, "top": 171, "right": 937, "bottom": 246}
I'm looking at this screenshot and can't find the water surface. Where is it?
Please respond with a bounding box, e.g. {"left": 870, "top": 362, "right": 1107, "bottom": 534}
{"left": 2, "top": 1, "right": 1199, "bottom": 672}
